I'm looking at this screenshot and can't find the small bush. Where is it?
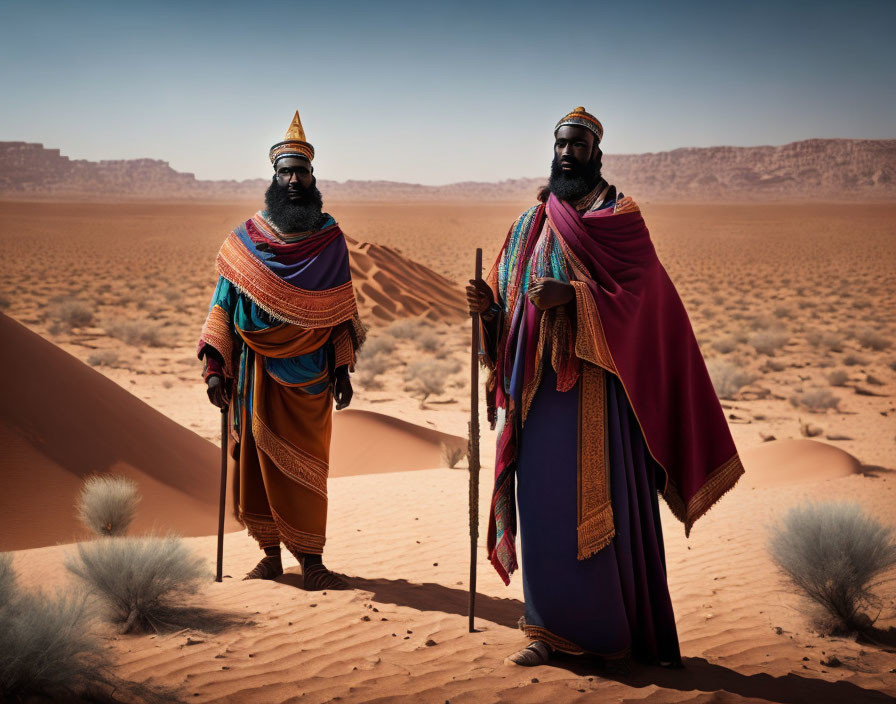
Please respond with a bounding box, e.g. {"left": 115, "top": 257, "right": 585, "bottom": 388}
{"left": 65, "top": 535, "right": 208, "bottom": 634}
{"left": 0, "top": 293, "right": 9, "bottom": 310}
{"left": 712, "top": 335, "right": 739, "bottom": 355}
{"left": 768, "top": 501, "right": 896, "bottom": 633}
{"left": 857, "top": 329, "right": 891, "bottom": 351}
{"left": 705, "top": 358, "right": 756, "bottom": 399}
{"left": 749, "top": 330, "right": 790, "bottom": 356}
{"left": 826, "top": 369, "right": 849, "bottom": 387}
{"left": 385, "top": 319, "right": 423, "bottom": 340}
{"left": 105, "top": 318, "right": 168, "bottom": 347}
{"left": 362, "top": 336, "right": 397, "bottom": 357}
{"left": 806, "top": 329, "right": 844, "bottom": 353}
{"left": 405, "top": 359, "right": 460, "bottom": 403}
{"left": 418, "top": 332, "right": 441, "bottom": 353}
{"left": 0, "top": 553, "right": 14, "bottom": 608}
{"left": 87, "top": 349, "right": 120, "bottom": 367}
{"left": 357, "top": 353, "right": 392, "bottom": 389}
{"left": 0, "top": 555, "right": 112, "bottom": 702}
{"left": 440, "top": 442, "right": 466, "bottom": 469}
{"left": 49, "top": 300, "right": 95, "bottom": 330}
{"left": 789, "top": 388, "right": 840, "bottom": 413}
{"left": 843, "top": 353, "right": 867, "bottom": 367}
{"left": 76, "top": 475, "right": 141, "bottom": 537}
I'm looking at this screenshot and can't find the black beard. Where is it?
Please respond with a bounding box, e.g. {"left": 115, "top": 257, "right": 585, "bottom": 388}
{"left": 547, "top": 153, "right": 602, "bottom": 202}
{"left": 264, "top": 178, "right": 325, "bottom": 233}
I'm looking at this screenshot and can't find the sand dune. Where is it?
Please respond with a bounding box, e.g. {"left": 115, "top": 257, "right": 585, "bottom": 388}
{"left": 346, "top": 236, "right": 466, "bottom": 323}
{"left": 740, "top": 439, "right": 863, "bottom": 488}
{"left": 331, "top": 409, "right": 465, "bottom": 477}
{"left": 0, "top": 312, "right": 236, "bottom": 551}
{"left": 0, "top": 314, "right": 467, "bottom": 550}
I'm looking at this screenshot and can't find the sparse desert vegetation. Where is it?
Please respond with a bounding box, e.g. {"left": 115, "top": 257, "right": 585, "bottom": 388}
{"left": 76, "top": 474, "right": 141, "bottom": 537}
{"left": 65, "top": 535, "right": 208, "bottom": 634}
{"left": 768, "top": 501, "right": 896, "bottom": 634}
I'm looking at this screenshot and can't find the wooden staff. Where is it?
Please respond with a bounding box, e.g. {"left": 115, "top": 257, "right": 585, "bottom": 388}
{"left": 216, "top": 405, "right": 228, "bottom": 583}
{"left": 468, "top": 248, "right": 482, "bottom": 633}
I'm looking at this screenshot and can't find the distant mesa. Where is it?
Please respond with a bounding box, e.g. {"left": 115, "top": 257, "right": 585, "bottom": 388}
{"left": 1, "top": 138, "right": 894, "bottom": 201}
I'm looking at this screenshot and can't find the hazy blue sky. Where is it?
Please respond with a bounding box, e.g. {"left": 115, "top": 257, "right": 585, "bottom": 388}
{"left": 2, "top": 0, "right": 894, "bottom": 184}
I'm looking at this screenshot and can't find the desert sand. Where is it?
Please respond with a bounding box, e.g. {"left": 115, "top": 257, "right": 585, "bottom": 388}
{"left": 1, "top": 197, "right": 895, "bottom": 702}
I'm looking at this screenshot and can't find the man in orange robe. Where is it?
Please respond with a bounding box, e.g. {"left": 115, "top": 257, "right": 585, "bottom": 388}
{"left": 199, "top": 111, "right": 364, "bottom": 589}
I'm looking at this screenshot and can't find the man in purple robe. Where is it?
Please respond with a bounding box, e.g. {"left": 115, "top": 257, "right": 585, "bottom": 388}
{"left": 466, "top": 107, "right": 744, "bottom": 667}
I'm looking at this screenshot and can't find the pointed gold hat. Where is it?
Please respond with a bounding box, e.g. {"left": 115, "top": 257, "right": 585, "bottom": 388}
{"left": 269, "top": 110, "right": 315, "bottom": 164}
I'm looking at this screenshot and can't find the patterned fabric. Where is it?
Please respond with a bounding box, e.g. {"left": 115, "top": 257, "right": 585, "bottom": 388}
{"left": 270, "top": 110, "right": 315, "bottom": 164}
{"left": 198, "top": 212, "right": 364, "bottom": 556}
{"left": 555, "top": 106, "right": 604, "bottom": 143}
{"left": 483, "top": 186, "right": 743, "bottom": 585}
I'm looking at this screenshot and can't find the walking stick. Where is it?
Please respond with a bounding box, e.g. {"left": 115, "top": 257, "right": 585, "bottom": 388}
{"left": 468, "top": 248, "right": 482, "bottom": 633}
{"left": 216, "top": 405, "right": 228, "bottom": 583}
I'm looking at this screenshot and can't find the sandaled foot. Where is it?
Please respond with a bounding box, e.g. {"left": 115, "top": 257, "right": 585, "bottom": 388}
{"left": 302, "top": 563, "right": 350, "bottom": 591}
{"left": 242, "top": 555, "right": 284, "bottom": 580}
{"left": 504, "top": 640, "right": 552, "bottom": 666}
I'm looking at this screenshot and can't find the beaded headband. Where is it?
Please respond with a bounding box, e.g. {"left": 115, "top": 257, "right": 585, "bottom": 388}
{"left": 554, "top": 106, "right": 604, "bottom": 144}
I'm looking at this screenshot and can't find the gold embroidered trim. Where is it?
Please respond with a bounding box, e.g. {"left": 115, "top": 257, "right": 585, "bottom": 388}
{"left": 252, "top": 414, "right": 329, "bottom": 499}
{"left": 240, "top": 511, "right": 281, "bottom": 548}
{"left": 520, "top": 309, "right": 550, "bottom": 424}
{"left": 522, "top": 625, "right": 585, "bottom": 655}
{"left": 271, "top": 507, "right": 326, "bottom": 555}
{"left": 578, "top": 365, "right": 614, "bottom": 559}
{"left": 663, "top": 452, "right": 745, "bottom": 536}
{"left": 199, "top": 304, "right": 234, "bottom": 377}
{"left": 217, "top": 233, "right": 358, "bottom": 328}
{"left": 331, "top": 326, "right": 355, "bottom": 370}
{"left": 571, "top": 281, "right": 616, "bottom": 373}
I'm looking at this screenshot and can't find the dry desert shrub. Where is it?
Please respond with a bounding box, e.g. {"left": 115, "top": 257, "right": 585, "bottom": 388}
{"left": 362, "top": 335, "right": 397, "bottom": 357}
{"left": 748, "top": 330, "right": 790, "bottom": 356}
{"left": 105, "top": 318, "right": 168, "bottom": 347}
{"left": 705, "top": 358, "right": 756, "bottom": 399}
{"left": 806, "top": 329, "right": 845, "bottom": 353}
{"left": 49, "top": 299, "right": 95, "bottom": 330}
{"left": 87, "top": 349, "right": 120, "bottom": 367}
{"left": 712, "top": 335, "right": 740, "bottom": 355}
{"left": 789, "top": 388, "right": 840, "bottom": 413}
{"left": 440, "top": 442, "right": 467, "bottom": 469}
{"left": 857, "top": 328, "right": 891, "bottom": 351}
{"left": 0, "top": 293, "right": 9, "bottom": 310}
{"left": 385, "top": 318, "right": 423, "bottom": 340}
{"left": 0, "top": 553, "right": 109, "bottom": 702}
{"left": 768, "top": 502, "right": 896, "bottom": 634}
{"left": 76, "top": 475, "right": 141, "bottom": 537}
{"left": 826, "top": 369, "right": 849, "bottom": 387}
{"left": 418, "top": 331, "right": 441, "bottom": 353}
{"left": 405, "top": 359, "right": 461, "bottom": 404}
{"left": 357, "top": 353, "right": 392, "bottom": 389}
{"left": 0, "top": 553, "right": 14, "bottom": 608}
{"left": 65, "top": 535, "right": 208, "bottom": 634}
{"left": 843, "top": 353, "right": 868, "bottom": 367}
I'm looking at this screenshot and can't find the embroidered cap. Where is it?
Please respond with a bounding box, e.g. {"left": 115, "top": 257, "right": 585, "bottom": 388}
{"left": 554, "top": 106, "right": 604, "bottom": 144}
{"left": 269, "top": 110, "right": 315, "bottom": 164}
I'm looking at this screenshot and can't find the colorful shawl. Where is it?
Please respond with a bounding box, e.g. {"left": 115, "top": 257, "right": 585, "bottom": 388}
{"left": 485, "top": 196, "right": 744, "bottom": 585}
{"left": 198, "top": 212, "right": 365, "bottom": 548}
{"left": 199, "top": 211, "right": 364, "bottom": 378}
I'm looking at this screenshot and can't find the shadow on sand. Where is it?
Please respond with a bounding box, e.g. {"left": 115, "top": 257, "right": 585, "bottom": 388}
{"left": 274, "top": 573, "right": 895, "bottom": 703}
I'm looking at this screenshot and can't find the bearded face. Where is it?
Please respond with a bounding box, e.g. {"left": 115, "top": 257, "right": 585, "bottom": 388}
{"left": 547, "top": 150, "right": 603, "bottom": 203}
{"left": 264, "top": 176, "right": 325, "bottom": 234}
